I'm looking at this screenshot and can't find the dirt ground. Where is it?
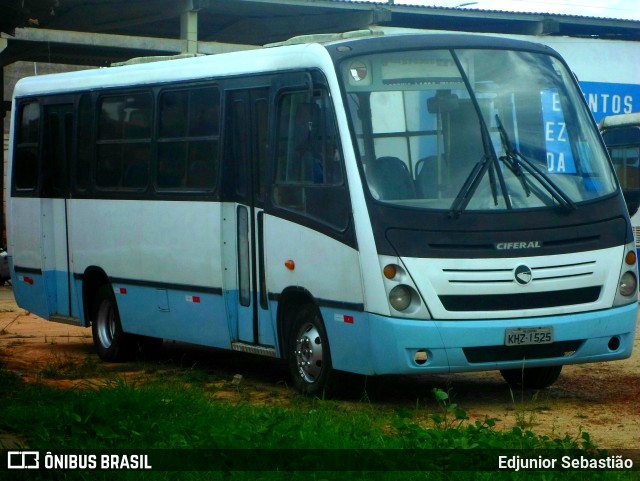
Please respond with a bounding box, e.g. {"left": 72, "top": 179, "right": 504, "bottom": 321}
{"left": 0, "top": 285, "right": 637, "bottom": 450}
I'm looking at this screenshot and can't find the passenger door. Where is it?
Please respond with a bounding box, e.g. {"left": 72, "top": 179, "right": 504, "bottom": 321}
{"left": 40, "top": 102, "right": 77, "bottom": 320}
{"left": 224, "top": 87, "right": 274, "bottom": 350}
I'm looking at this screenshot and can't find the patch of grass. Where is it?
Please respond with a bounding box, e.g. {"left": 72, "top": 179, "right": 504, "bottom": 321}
{"left": 37, "top": 353, "right": 107, "bottom": 380}
{"left": 0, "top": 373, "right": 636, "bottom": 481}
{"left": 0, "top": 351, "right": 635, "bottom": 481}
{"left": 508, "top": 387, "right": 547, "bottom": 430}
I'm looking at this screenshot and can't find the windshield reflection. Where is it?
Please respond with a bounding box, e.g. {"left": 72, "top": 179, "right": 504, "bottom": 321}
{"left": 342, "top": 48, "right": 617, "bottom": 212}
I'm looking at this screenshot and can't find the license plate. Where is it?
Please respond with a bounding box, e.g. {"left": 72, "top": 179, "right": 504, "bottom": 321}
{"left": 505, "top": 327, "right": 553, "bottom": 346}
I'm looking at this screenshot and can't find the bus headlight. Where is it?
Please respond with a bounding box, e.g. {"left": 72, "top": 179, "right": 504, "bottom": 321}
{"left": 389, "top": 285, "right": 412, "bottom": 311}
{"left": 618, "top": 271, "right": 637, "bottom": 297}
{"left": 379, "top": 255, "right": 430, "bottom": 318}
{"left": 614, "top": 242, "right": 638, "bottom": 306}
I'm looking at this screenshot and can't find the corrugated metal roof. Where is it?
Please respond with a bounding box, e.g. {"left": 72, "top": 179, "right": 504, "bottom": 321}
{"left": 1, "top": 0, "right": 638, "bottom": 69}
{"left": 327, "top": 0, "right": 640, "bottom": 23}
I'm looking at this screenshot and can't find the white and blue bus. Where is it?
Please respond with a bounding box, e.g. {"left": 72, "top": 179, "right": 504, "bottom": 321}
{"left": 7, "top": 32, "right": 638, "bottom": 394}
{"left": 599, "top": 113, "right": 640, "bottom": 253}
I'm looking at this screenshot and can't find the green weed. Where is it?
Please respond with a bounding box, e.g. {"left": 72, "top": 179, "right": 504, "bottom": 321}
{"left": 37, "top": 353, "right": 106, "bottom": 380}
{"left": 0, "top": 356, "right": 635, "bottom": 481}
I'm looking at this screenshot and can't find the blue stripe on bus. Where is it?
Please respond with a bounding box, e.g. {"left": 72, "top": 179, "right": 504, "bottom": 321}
{"left": 13, "top": 265, "right": 43, "bottom": 275}
{"left": 73, "top": 273, "right": 223, "bottom": 296}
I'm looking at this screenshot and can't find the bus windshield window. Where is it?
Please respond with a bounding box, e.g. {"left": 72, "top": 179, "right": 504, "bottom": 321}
{"left": 342, "top": 48, "right": 617, "bottom": 211}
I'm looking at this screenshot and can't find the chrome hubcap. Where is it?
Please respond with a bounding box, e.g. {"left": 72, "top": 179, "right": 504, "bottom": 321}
{"left": 97, "top": 301, "right": 116, "bottom": 349}
{"left": 294, "top": 323, "right": 323, "bottom": 383}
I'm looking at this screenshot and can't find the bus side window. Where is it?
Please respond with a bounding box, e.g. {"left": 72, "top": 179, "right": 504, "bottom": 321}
{"left": 157, "top": 86, "right": 220, "bottom": 192}
{"left": 273, "top": 89, "right": 348, "bottom": 230}
{"left": 13, "top": 102, "right": 40, "bottom": 193}
{"left": 96, "top": 92, "right": 151, "bottom": 192}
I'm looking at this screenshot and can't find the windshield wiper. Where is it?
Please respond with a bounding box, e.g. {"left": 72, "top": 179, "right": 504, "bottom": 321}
{"left": 449, "top": 128, "right": 503, "bottom": 216}
{"left": 450, "top": 154, "right": 493, "bottom": 215}
{"left": 494, "top": 115, "right": 531, "bottom": 198}
{"left": 448, "top": 51, "right": 510, "bottom": 218}
{"left": 494, "top": 114, "right": 576, "bottom": 211}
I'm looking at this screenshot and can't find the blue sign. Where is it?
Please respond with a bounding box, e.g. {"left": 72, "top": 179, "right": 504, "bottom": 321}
{"left": 579, "top": 81, "right": 640, "bottom": 123}
{"left": 541, "top": 88, "right": 576, "bottom": 174}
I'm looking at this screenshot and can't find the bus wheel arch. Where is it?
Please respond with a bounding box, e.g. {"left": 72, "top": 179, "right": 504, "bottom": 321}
{"left": 277, "top": 288, "right": 333, "bottom": 395}
{"left": 81, "top": 266, "right": 126, "bottom": 357}
{"left": 82, "top": 268, "right": 162, "bottom": 361}
{"left": 91, "top": 284, "right": 132, "bottom": 362}
{"left": 82, "top": 266, "right": 111, "bottom": 327}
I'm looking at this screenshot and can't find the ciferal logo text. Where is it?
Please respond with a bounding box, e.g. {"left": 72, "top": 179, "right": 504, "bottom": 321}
{"left": 8, "top": 451, "right": 39, "bottom": 469}
{"left": 495, "top": 241, "right": 542, "bottom": 250}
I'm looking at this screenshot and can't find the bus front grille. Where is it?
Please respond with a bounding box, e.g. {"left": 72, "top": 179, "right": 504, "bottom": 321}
{"left": 439, "top": 286, "right": 601, "bottom": 311}
{"left": 463, "top": 340, "right": 584, "bottom": 363}
{"left": 443, "top": 260, "right": 597, "bottom": 285}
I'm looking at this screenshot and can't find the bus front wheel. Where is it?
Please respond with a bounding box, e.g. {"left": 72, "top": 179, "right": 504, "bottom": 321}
{"left": 500, "top": 365, "right": 563, "bottom": 389}
{"left": 91, "top": 286, "right": 133, "bottom": 362}
{"left": 287, "top": 305, "right": 333, "bottom": 396}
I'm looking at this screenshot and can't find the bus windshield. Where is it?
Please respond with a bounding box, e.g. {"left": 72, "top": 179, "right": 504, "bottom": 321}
{"left": 342, "top": 48, "right": 617, "bottom": 212}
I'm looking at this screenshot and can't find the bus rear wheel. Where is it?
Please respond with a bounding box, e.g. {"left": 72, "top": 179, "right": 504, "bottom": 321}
{"left": 287, "top": 305, "right": 333, "bottom": 396}
{"left": 500, "top": 365, "right": 563, "bottom": 389}
{"left": 91, "top": 286, "right": 133, "bottom": 362}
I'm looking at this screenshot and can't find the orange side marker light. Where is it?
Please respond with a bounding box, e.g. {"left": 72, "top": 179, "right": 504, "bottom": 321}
{"left": 625, "top": 250, "right": 636, "bottom": 266}
{"left": 383, "top": 264, "right": 397, "bottom": 280}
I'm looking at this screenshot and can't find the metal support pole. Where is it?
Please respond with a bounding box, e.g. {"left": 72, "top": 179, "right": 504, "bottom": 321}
{"left": 0, "top": 61, "right": 5, "bottom": 247}
{"left": 180, "top": 3, "right": 199, "bottom": 55}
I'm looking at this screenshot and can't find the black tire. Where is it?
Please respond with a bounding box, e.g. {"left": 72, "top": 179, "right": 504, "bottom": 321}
{"left": 91, "top": 285, "right": 134, "bottom": 362}
{"left": 500, "top": 365, "right": 563, "bottom": 389}
{"left": 287, "top": 304, "right": 333, "bottom": 396}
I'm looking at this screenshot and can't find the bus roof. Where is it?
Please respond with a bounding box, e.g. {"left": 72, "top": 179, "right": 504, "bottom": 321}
{"left": 11, "top": 42, "right": 326, "bottom": 98}
{"left": 12, "top": 32, "right": 557, "bottom": 99}
{"left": 599, "top": 112, "right": 640, "bottom": 130}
